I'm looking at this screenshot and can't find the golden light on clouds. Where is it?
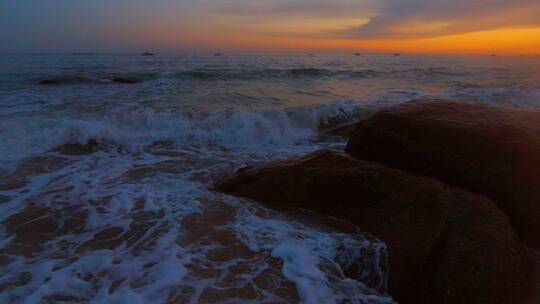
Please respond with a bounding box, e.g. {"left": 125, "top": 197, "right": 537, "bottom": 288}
{"left": 154, "top": 27, "right": 540, "bottom": 54}
{"left": 408, "top": 27, "right": 540, "bottom": 54}
{"left": 250, "top": 18, "right": 369, "bottom": 38}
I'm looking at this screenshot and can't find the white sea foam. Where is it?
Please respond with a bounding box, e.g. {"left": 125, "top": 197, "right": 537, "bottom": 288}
{"left": 0, "top": 100, "right": 373, "bottom": 163}
{"left": 230, "top": 207, "right": 392, "bottom": 303}
{"left": 272, "top": 241, "right": 335, "bottom": 304}
{"left": 0, "top": 140, "right": 392, "bottom": 303}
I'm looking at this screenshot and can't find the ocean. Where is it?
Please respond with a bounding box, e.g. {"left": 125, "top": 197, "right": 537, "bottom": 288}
{"left": 0, "top": 53, "right": 539, "bottom": 303}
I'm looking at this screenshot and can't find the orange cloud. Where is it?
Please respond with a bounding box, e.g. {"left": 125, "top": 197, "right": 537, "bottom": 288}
{"left": 152, "top": 27, "right": 540, "bottom": 54}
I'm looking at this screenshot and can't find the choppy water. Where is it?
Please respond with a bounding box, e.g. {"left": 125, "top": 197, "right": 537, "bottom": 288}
{"left": 0, "top": 53, "right": 539, "bottom": 303}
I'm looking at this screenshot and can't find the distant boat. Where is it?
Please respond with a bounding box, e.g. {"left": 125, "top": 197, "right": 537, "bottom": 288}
{"left": 214, "top": 53, "right": 222, "bottom": 56}
{"left": 354, "top": 53, "right": 362, "bottom": 56}
{"left": 308, "top": 53, "right": 314, "bottom": 57}
{"left": 141, "top": 52, "right": 154, "bottom": 56}
{"left": 394, "top": 53, "right": 401, "bottom": 57}
{"left": 490, "top": 54, "right": 497, "bottom": 57}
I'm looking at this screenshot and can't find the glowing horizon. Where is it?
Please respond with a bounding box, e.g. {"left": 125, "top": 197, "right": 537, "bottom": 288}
{"left": 2, "top": 1, "right": 540, "bottom": 55}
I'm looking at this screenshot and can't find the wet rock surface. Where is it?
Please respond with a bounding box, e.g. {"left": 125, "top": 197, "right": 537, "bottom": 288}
{"left": 217, "top": 149, "right": 532, "bottom": 304}
{"left": 346, "top": 99, "right": 540, "bottom": 247}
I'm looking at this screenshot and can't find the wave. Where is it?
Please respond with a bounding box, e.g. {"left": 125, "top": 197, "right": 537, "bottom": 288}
{"left": 29, "top": 66, "right": 468, "bottom": 86}
{"left": 0, "top": 101, "right": 382, "bottom": 162}
{"left": 26, "top": 66, "right": 472, "bottom": 86}
{"left": 30, "top": 68, "right": 384, "bottom": 86}
{"left": 32, "top": 72, "right": 160, "bottom": 85}
{"left": 175, "top": 68, "right": 382, "bottom": 81}
{"left": 34, "top": 75, "right": 99, "bottom": 85}
{"left": 445, "top": 84, "right": 540, "bottom": 108}
{"left": 395, "top": 67, "right": 470, "bottom": 78}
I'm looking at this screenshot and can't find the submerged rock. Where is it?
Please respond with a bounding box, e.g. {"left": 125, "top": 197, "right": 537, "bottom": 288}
{"left": 36, "top": 76, "right": 93, "bottom": 85}
{"left": 55, "top": 139, "right": 100, "bottom": 155}
{"left": 346, "top": 99, "right": 540, "bottom": 247}
{"left": 217, "top": 150, "right": 532, "bottom": 304}
{"left": 0, "top": 156, "right": 71, "bottom": 191}
{"left": 38, "top": 79, "right": 61, "bottom": 85}
{"left": 4, "top": 204, "right": 88, "bottom": 257}
{"left": 111, "top": 77, "right": 139, "bottom": 84}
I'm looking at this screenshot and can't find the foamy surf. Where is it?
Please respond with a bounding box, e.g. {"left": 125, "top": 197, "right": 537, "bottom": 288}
{"left": 0, "top": 100, "right": 380, "bottom": 163}
{"left": 0, "top": 144, "right": 393, "bottom": 303}
{"left": 0, "top": 99, "right": 392, "bottom": 303}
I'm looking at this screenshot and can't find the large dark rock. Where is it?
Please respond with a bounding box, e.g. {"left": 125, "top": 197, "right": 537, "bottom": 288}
{"left": 345, "top": 99, "right": 540, "bottom": 247}
{"left": 217, "top": 150, "right": 532, "bottom": 304}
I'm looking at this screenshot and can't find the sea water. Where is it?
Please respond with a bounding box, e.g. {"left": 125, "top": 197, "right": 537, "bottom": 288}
{"left": 0, "top": 53, "right": 539, "bottom": 303}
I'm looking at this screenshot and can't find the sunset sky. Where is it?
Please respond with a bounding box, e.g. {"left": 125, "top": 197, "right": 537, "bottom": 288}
{"left": 2, "top": 0, "right": 540, "bottom": 54}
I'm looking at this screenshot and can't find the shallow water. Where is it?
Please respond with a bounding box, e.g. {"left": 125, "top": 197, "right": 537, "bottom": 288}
{"left": 0, "top": 53, "right": 539, "bottom": 303}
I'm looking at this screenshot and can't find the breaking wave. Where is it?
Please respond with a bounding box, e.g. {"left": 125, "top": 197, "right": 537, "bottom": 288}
{"left": 0, "top": 101, "right": 381, "bottom": 162}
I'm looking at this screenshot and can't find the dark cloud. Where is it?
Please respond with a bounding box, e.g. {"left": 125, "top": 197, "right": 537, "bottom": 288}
{"left": 211, "top": 0, "right": 540, "bottom": 39}
{"left": 342, "top": 0, "right": 540, "bottom": 38}
{"left": 212, "top": 0, "right": 379, "bottom": 18}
